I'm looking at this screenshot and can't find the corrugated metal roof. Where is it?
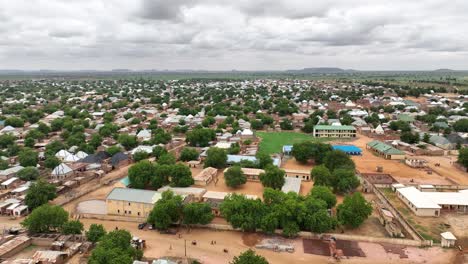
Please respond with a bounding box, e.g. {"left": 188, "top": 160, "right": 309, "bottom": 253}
{"left": 106, "top": 187, "right": 160, "bottom": 204}
{"left": 367, "top": 140, "right": 404, "bottom": 155}
{"left": 314, "top": 125, "right": 356, "bottom": 131}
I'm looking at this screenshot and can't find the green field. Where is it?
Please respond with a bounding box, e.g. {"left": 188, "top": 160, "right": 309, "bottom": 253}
{"left": 256, "top": 131, "right": 331, "bottom": 155}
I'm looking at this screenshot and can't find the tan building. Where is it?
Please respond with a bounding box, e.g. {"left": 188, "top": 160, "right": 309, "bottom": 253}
{"left": 194, "top": 167, "right": 217, "bottom": 186}
{"left": 106, "top": 188, "right": 161, "bottom": 218}
{"left": 202, "top": 191, "right": 257, "bottom": 217}
{"left": 223, "top": 167, "right": 265, "bottom": 181}
{"left": 313, "top": 125, "right": 357, "bottom": 138}
{"left": 284, "top": 168, "right": 311, "bottom": 181}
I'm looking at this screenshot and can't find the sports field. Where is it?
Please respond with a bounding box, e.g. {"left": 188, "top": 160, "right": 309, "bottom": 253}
{"left": 256, "top": 131, "right": 330, "bottom": 155}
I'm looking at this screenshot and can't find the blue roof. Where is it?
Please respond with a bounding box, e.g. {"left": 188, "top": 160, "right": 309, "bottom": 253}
{"left": 227, "top": 155, "right": 280, "bottom": 167}
{"left": 282, "top": 145, "right": 293, "bottom": 152}
{"left": 120, "top": 176, "right": 130, "bottom": 187}
{"left": 332, "top": 145, "right": 362, "bottom": 153}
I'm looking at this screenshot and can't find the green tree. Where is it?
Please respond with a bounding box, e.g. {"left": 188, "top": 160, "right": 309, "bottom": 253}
{"left": 170, "top": 164, "right": 194, "bottom": 187}
{"left": 256, "top": 152, "right": 273, "bottom": 169}
{"left": 423, "top": 133, "right": 431, "bottom": 143}
{"left": 61, "top": 220, "right": 84, "bottom": 235}
{"left": 132, "top": 151, "right": 149, "bottom": 162}
{"left": 24, "top": 179, "right": 57, "bottom": 210}
{"left": 179, "top": 147, "right": 199, "bottom": 161}
{"left": 453, "top": 119, "right": 468, "bottom": 132}
{"left": 86, "top": 224, "right": 107, "bottom": 243}
{"left": 458, "top": 148, "right": 468, "bottom": 168}
{"left": 44, "top": 155, "right": 61, "bottom": 169}
{"left": 292, "top": 142, "right": 332, "bottom": 164}
{"left": 323, "top": 150, "right": 355, "bottom": 172}
{"left": 400, "top": 131, "right": 419, "bottom": 144}
{"left": 17, "top": 167, "right": 40, "bottom": 181}
{"left": 5, "top": 117, "right": 25, "bottom": 127}
{"left": 0, "top": 160, "right": 8, "bottom": 170}
{"left": 259, "top": 165, "right": 285, "bottom": 190}
{"left": 332, "top": 169, "right": 360, "bottom": 194}
{"left": 182, "top": 203, "right": 214, "bottom": 228}
{"left": 151, "top": 164, "right": 172, "bottom": 189}
{"left": 279, "top": 119, "right": 293, "bottom": 130}
{"left": 128, "top": 160, "right": 156, "bottom": 189}
{"left": 204, "top": 147, "right": 227, "bottom": 168}
{"left": 89, "top": 230, "right": 142, "bottom": 264}
{"left": 118, "top": 134, "right": 138, "bottom": 150}
{"left": 21, "top": 204, "right": 68, "bottom": 233}
{"left": 18, "top": 148, "right": 38, "bottom": 167}
{"left": 231, "top": 249, "right": 269, "bottom": 264}
{"left": 147, "top": 191, "right": 184, "bottom": 230}
{"left": 337, "top": 192, "right": 372, "bottom": 228}
{"left": 0, "top": 134, "right": 16, "bottom": 148}
{"left": 152, "top": 145, "right": 168, "bottom": 159}
{"left": 158, "top": 153, "right": 176, "bottom": 165}
{"left": 224, "top": 165, "right": 247, "bottom": 188}
{"left": 311, "top": 165, "right": 332, "bottom": 186}
{"left": 220, "top": 194, "right": 266, "bottom": 232}
{"left": 309, "top": 186, "right": 337, "bottom": 209}
{"left": 106, "top": 145, "right": 123, "bottom": 156}
{"left": 186, "top": 128, "right": 216, "bottom": 147}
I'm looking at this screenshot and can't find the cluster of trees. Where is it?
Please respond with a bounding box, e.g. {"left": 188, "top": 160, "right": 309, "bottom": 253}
{"left": 147, "top": 190, "right": 214, "bottom": 230}
{"left": 21, "top": 204, "right": 83, "bottom": 234}
{"left": 128, "top": 158, "right": 194, "bottom": 189}
{"left": 458, "top": 148, "right": 468, "bottom": 168}
{"left": 220, "top": 187, "right": 372, "bottom": 237}
{"left": 186, "top": 127, "right": 216, "bottom": 147}
{"left": 89, "top": 229, "right": 143, "bottom": 264}
{"left": 24, "top": 179, "right": 57, "bottom": 210}
{"left": 221, "top": 187, "right": 338, "bottom": 237}
{"left": 291, "top": 142, "right": 332, "bottom": 164}
{"left": 204, "top": 147, "right": 228, "bottom": 168}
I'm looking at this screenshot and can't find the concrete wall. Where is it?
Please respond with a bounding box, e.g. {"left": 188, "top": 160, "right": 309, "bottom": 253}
{"left": 106, "top": 199, "right": 153, "bottom": 218}
{"left": 79, "top": 213, "right": 146, "bottom": 223}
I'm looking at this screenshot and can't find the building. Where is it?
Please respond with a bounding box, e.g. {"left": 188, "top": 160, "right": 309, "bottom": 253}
{"left": 441, "top": 232, "right": 457, "bottom": 248}
{"left": 157, "top": 186, "right": 206, "bottom": 202}
{"left": 313, "top": 125, "right": 357, "bottom": 138}
{"left": 106, "top": 188, "right": 162, "bottom": 218}
{"left": 284, "top": 168, "right": 311, "bottom": 181}
{"left": 366, "top": 140, "right": 405, "bottom": 160}
{"left": 111, "top": 152, "right": 131, "bottom": 169}
{"left": 239, "top": 167, "right": 264, "bottom": 181}
{"left": 332, "top": 145, "right": 362, "bottom": 155}
{"left": 50, "top": 163, "right": 74, "bottom": 180}
{"left": 193, "top": 167, "right": 217, "bottom": 186}
{"left": 396, "top": 186, "right": 468, "bottom": 217}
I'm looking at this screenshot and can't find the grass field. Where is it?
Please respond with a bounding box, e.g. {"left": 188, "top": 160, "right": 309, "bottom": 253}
{"left": 256, "top": 131, "right": 331, "bottom": 155}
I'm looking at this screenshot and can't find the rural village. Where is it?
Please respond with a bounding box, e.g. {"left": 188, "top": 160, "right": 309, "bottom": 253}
{"left": 0, "top": 77, "right": 468, "bottom": 264}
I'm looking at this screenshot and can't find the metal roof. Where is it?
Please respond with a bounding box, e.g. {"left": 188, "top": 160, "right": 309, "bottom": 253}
{"left": 367, "top": 140, "right": 405, "bottom": 155}
{"left": 314, "top": 125, "right": 356, "bottom": 131}
{"left": 106, "top": 187, "right": 161, "bottom": 204}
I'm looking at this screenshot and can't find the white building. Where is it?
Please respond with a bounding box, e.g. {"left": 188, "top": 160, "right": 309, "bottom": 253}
{"left": 396, "top": 186, "right": 468, "bottom": 217}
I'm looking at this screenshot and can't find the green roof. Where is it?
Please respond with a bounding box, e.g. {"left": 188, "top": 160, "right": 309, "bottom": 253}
{"left": 367, "top": 140, "right": 405, "bottom": 155}
{"left": 314, "top": 125, "right": 356, "bottom": 131}
{"left": 397, "top": 114, "right": 415, "bottom": 122}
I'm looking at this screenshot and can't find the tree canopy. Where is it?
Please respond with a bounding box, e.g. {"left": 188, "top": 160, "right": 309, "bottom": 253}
{"left": 89, "top": 229, "right": 142, "bottom": 264}
{"left": 337, "top": 192, "right": 372, "bottom": 228}
{"left": 259, "top": 165, "right": 285, "bottom": 190}
{"left": 147, "top": 190, "right": 184, "bottom": 230}
{"left": 24, "top": 179, "right": 57, "bottom": 210}
{"left": 204, "top": 147, "right": 227, "bottom": 168}
{"left": 21, "top": 204, "right": 68, "bottom": 233}
{"left": 224, "top": 165, "right": 247, "bottom": 188}
{"left": 230, "top": 249, "right": 269, "bottom": 264}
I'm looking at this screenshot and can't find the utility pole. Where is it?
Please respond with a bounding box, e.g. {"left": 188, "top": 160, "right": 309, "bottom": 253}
{"left": 184, "top": 239, "right": 187, "bottom": 257}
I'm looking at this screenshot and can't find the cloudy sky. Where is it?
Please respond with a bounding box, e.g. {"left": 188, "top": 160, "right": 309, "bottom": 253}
{"left": 0, "top": 0, "right": 467, "bottom": 71}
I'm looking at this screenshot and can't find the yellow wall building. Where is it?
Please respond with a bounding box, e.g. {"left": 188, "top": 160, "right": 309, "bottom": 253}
{"left": 106, "top": 187, "right": 161, "bottom": 218}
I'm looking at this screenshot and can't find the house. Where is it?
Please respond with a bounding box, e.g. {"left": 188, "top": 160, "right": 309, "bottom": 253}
{"left": 282, "top": 145, "right": 293, "bottom": 156}
{"left": 284, "top": 168, "right": 311, "bottom": 181}
{"left": 366, "top": 140, "right": 405, "bottom": 160}
{"left": 396, "top": 186, "right": 468, "bottom": 217}
{"left": 441, "top": 232, "right": 457, "bottom": 248}
{"left": 51, "top": 163, "right": 74, "bottom": 180}
{"left": 106, "top": 187, "right": 162, "bottom": 218}
{"left": 0, "top": 166, "right": 24, "bottom": 181}
{"left": 137, "top": 129, "right": 152, "bottom": 141}
{"left": 187, "top": 160, "right": 201, "bottom": 168}
{"left": 313, "top": 125, "right": 357, "bottom": 138}
{"left": 193, "top": 167, "right": 217, "bottom": 186}
{"left": 1, "top": 177, "right": 21, "bottom": 190}
{"left": 111, "top": 152, "right": 131, "bottom": 169}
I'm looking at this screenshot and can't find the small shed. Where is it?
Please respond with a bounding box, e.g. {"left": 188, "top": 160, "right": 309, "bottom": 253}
{"left": 441, "top": 232, "right": 456, "bottom": 248}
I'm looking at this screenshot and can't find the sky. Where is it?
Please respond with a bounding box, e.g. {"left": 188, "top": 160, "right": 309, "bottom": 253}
{"left": 0, "top": 0, "right": 467, "bottom": 71}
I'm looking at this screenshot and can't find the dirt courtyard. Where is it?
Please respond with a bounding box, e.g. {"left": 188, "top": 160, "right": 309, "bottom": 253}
{"left": 344, "top": 135, "right": 468, "bottom": 185}
{"left": 66, "top": 218, "right": 457, "bottom": 264}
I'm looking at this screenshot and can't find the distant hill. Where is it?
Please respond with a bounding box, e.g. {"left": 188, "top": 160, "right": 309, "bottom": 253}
{"left": 434, "top": 69, "right": 456, "bottom": 72}
{"left": 286, "top": 67, "right": 357, "bottom": 73}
